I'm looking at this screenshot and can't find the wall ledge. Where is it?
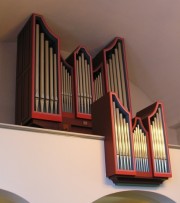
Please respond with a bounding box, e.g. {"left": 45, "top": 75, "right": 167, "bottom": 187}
{"left": 0, "top": 123, "right": 104, "bottom": 140}
{"left": 0, "top": 123, "right": 179, "bottom": 149}
{"left": 169, "top": 144, "right": 180, "bottom": 149}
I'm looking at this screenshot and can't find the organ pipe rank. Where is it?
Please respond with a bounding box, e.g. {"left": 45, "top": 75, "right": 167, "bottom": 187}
{"left": 136, "top": 102, "right": 171, "bottom": 178}
{"left": 15, "top": 13, "right": 172, "bottom": 185}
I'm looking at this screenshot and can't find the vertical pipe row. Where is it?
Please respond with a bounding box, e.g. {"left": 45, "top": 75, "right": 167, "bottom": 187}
{"left": 61, "top": 61, "right": 73, "bottom": 113}
{"left": 76, "top": 52, "right": 92, "bottom": 114}
{"left": 35, "top": 23, "right": 59, "bottom": 114}
{"left": 133, "top": 124, "right": 149, "bottom": 172}
{"left": 94, "top": 70, "right": 103, "bottom": 101}
{"left": 150, "top": 107, "right": 168, "bottom": 173}
{"left": 106, "top": 42, "right": 128, "bottom": 110}
{"left": 112, "top": 101, "right": 132, "bottom": 170}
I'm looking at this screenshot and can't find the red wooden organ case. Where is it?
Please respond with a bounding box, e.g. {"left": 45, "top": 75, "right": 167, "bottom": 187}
{"left": 92, "top": 38, "right": 172, "bottom": 184}
{"left": 62, "top": 46, "right": 94, "bottom": 133}
{"left": 15, "top": 13, "right": 62, "bottom": 129}
{"left": 15, "top": 14, "right": 94, "bottom": 134}
{"left": 93, "top": 37, "right": 132, "bottom": 114}
{"left": 136, "top": 102, "right": 172, "bottom": 179}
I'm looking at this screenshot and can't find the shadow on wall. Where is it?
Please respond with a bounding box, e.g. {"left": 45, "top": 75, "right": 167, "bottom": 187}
{"left": 0, "top": 189, "right": 29, "bottom": 203}
{"left": 92, "top": 190, "right": 175, "bottom": 203}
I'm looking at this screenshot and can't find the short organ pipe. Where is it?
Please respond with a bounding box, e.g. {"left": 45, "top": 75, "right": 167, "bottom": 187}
{"left": 132, "top": 119, "right": 149, "bottom": 173}
{"left": 93, "top": 65, "right": 104, "bottom": 101}
{"left": 60, "top": 58, "right": 73, "bottom": 113}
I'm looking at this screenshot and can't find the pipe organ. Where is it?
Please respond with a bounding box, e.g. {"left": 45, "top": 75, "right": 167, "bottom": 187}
{"left": 16, "top": 13, "right": 172, "bottom": 185}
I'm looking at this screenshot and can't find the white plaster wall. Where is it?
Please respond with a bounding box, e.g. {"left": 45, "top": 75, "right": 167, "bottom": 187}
{"left": 0, "top": 126, "right": 179, "bottom": 203}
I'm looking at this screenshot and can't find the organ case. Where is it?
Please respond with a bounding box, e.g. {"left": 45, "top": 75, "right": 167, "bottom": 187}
{"left": 58, "top": 47, "right": 94, "bottom": 133}
{"left": 93, "top": 37, "right": 132, "bottom": 113}
{"left": 66, "top": 46, "right": 94, "bottom": 119}
{"left": 136, "top": 102, "right": 172, "bottom": 179}
{"left": 93, "top": 94, "right": 172, "bottom": 184}
{"left": 15, "top": 13, "right": 62, "bottom": 128}
{"left": 92, "top": 92, "right": 136, "bottom": 181}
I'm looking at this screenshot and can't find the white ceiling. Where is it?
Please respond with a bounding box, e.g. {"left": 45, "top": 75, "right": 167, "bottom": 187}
{"left": 0, "top": 0, "right": 180, "bottom": 128}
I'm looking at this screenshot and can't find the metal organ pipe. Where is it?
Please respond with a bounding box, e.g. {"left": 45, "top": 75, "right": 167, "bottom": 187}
{"left": 45, "top": 40, "right": 50, "bottom": 113}
{"left": 133, "top": 123, "right": 149, "bottom": 172}
{"left": 34, "top": 23, "right": 59, "bottom": 114}
{"left": 150, "top": 107, "right": 168, "bottom": 173}
{"left": 112, "top": 101, "right": 132, "bottom": 171}
{"left": 35, "top": 24, "right": 40, "bottom": 112}
{"left": 61, "top": 59, "right": 73, "bottom": 113}
{"left": 75, "top": 51, "right": 92, "bottom": 115}
{"left": 105, "top": 41, "right": 129, "bottom": 111}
